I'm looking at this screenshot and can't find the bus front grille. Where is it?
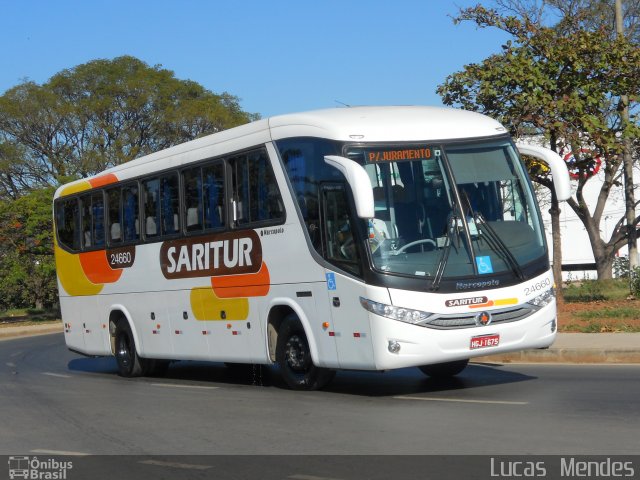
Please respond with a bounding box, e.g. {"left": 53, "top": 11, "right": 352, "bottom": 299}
{"left": 418, "top": 306, "right": 535, "bottom": 329}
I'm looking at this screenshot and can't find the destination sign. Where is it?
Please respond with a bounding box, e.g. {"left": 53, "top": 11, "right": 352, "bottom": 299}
{"left": 366, "top": 147, "right": 434, "bottom": 163}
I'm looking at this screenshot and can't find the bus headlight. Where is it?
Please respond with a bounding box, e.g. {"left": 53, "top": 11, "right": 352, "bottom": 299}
{"left": 359, "top": 297, "right": 433, "bottom": 324}
{"left": 526, "top": 288, "right": 556, "bottom": 308}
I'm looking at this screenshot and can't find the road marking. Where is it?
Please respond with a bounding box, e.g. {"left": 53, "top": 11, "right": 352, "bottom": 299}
{"left": 150, "top": 383, "right": 219, "bottom": 390}
{"left": 289, "top": 475, "right": 345, "bottom": 480}
{"left": 393, "top": 395, "right": 528, "bottom": 405}
{"left": 6, "top": 362, "right": 16, "bottom": 367}
{"left": 31, "top": 449, "right": 90, "bottom": 456}
{"left": 139, "top": 460, "right": 212, "bottom": 470}
{"left": 10, "top": 351, "right": 23, "bottom": 357}
{"left": 42, "top": 372, "right": 71, "bottom": 378}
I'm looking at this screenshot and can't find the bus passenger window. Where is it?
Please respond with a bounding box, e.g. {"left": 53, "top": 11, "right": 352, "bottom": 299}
{"left": 203, "top": 163, "right": 225, "bottom": 229}
{"left": 81, "top": 196, "right": 93, "bottom": 248}
{"left": 142, "top": 178, "right": 160, "bottom": 238}
{"left": 122, "top": 184, "right": 140, "bottom": 242}
{"left": 107, "top": 188, "right": 122, "bottom": 244}
{"left": 183, "top": 167, "right": 203, "bottom": 232}
{"left": 230, "top": 149, "right": 284, "bottom": 226}
{"left": 56, "top": 198, "right": 81, "bottom": 251}
{"left": 91, "top": 192, "right": 105, "bottom": 247}
{"left": 161, "top": 174, "right": 180, "bottom": 235}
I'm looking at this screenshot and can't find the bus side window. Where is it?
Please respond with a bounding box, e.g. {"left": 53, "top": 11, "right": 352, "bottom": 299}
{"left": 81, "top": 195, "right": 93, "bottom": 248}
{"left": 91, "top": 192, "right": 105, "bottom": 247}
{"left": 203, "top": 162, "right": 225, "bottom": 229}
{"left": 230, "top": 149, "right": 284, "bottom": 226}
{"left": 142, "top": 178, "right": 160, "bottom": 238}
{"left": 183, "top": 167, "right": 203, "bottom": 232}
{"left": 122, "top": 184, "right": 140, "bottom": 242}
{"left": 107, "top": 187, "right": 122, "bottom": 244}
{"left": 56, "top": 198, "right": 81, "bottom": 251}
{"left": 161, "top": 173, "right": 180, "bottom": 235}
{"left": 322, "top": 186, "right": 361, "bottom": 276}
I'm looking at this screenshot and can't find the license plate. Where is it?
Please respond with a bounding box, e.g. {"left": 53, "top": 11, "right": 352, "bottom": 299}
{"left": 470, "top": 333, "right": 500, "bottom": 350}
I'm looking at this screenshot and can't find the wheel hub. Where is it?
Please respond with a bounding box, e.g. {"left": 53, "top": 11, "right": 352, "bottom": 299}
{"left": 285, "top": 334, "right": 309, "bottom": 371}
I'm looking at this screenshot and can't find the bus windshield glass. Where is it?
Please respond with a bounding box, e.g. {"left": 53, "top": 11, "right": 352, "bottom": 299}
{"left": 346, "top": 140, "right": 546, "bottom": 281}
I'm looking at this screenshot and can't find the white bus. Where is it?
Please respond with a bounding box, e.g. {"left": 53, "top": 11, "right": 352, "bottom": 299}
{"left": 53, "top": 106, "right": 570, "bottom": 390}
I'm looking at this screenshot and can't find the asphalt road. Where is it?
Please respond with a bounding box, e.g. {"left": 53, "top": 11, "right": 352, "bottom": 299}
{"left": 2, "top": 333, "right": 639, "bottom": 458}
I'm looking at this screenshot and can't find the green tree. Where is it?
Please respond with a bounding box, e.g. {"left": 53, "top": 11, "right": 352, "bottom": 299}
{"left": 0, "top": 55, "right": 257, "bottom": 311}
{"left": 0, "top": 187, "right": 57, "bottom": 310}
{"left": 0, "top": 55, "right": 257, "bottom": 192}
{"left": 438, "top": 3, "right": 640, "bottom": 280}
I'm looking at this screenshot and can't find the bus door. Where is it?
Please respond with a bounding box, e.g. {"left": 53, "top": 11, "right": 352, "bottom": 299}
{"left": 321, "top": 184, "right": 375, "bottom": 369}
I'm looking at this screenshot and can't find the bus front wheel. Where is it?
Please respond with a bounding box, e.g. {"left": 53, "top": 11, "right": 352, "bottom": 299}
{"left": 114, "top": 321, "right": 145, "bottom": 377}
{"left": 276, "top": 315, "right": 335, "bottom": 390}
{"left": 418, "top": 359, "right": 469, "bottom": 378}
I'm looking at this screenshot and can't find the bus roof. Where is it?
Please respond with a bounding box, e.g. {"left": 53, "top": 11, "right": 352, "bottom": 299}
{"left": 268, "top": 105, "right": 507, "bottom": 142}
{"left": 54, "top": 106, "right": 507, "bottom": 198}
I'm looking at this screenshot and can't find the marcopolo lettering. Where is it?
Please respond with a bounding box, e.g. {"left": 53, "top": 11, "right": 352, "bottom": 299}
{"left": 160, "top": 230, "right": 262, "bottom": 279}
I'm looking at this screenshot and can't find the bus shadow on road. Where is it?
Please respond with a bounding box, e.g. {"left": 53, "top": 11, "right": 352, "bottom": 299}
{"left": 67, "top": 357, "right": 535, "bottom": 396}
{"left": 67, "top": 357, "right": 280, "bottom": 387}
{"left": 324, "top": 363, "right": 536, "bottom": 397}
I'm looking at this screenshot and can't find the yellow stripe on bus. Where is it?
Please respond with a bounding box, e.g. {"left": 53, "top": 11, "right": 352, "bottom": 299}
{"left": 54, "top": 244, "right": 103, "bottom": 296}
{"left": 190, "top": 287, "right": 249, "bottom": 321}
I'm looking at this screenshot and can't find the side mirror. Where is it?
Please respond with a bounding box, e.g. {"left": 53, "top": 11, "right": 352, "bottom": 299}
{"left": 516, "top": 143, "right": 572, "bottom": 201}
{"left": 324, "top": 155, "right": 374, "bottom": 218}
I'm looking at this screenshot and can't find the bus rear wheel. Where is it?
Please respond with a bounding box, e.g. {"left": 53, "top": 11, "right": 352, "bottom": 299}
{"left": 418, "top": 359, "right": 469, "bottom": 379}
{"left": 114, "top": 321, "right": 146, "bottom": 377}
{"left": 276, "top": 315, "right": 335, "bottom": 390}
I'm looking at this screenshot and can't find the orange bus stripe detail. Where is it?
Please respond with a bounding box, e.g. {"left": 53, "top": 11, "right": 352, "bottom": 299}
{"left": 88, "top": 173, "right": 118, "bottom": 188}
{"left": 211, "top": 263, "right": 270, "bottom": 298}
{"left": 469, "top": 300, "right": 494, "bottom": 309}
{"left": 79, "top": 250, "right": 123, "bottom": 284}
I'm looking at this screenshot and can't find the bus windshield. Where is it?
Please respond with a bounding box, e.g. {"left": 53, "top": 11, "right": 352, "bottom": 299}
{"left": 346, "top": 140, "right": 546, "bottom": 281}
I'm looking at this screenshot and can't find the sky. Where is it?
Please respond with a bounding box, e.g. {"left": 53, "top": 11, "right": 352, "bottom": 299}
{"left": 0, "top": 1, "right": 511, "bottom": 118}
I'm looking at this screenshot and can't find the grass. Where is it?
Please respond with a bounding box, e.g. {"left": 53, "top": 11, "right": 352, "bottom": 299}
{"left": 563, "top": 278, "right": 631, "bottom": 302}
{"left": 573, "top": 306, "right": 639, "bottom": 320}
{"left": 0, "top": 308, "right": 60, "bottom": 323}
{"left": 562, "top": 322, "right": 640, "bottom": 333}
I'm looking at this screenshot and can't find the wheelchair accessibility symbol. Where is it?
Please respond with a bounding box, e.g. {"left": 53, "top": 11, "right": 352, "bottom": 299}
{"left": 326, "top": 272, "right": 337, "bottom": 290}
{"left": 475, "top": 256, "right": 494, "bottom": 275}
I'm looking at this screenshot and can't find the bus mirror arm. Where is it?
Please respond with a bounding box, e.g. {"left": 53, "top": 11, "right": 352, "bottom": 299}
{"left": 515, "top": 143, "right": 571, "bottom": 201}
{"left": 324, "top": 155, "right": 375, "bottom": 218}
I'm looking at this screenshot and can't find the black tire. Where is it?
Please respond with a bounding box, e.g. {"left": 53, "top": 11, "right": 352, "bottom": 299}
{"left": 419, "top": 359, "right": 469, "bottom": 379}
{"left": 276, "top": 314, "right": 335, "bottom": 390}
{"left": 114, "top": 320, "right": 146, "bottom": 377}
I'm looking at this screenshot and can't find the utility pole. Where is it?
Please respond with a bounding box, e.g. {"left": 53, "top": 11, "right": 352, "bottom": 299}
{"left": 615, "top": 0, "right": 638, "bottom": 272}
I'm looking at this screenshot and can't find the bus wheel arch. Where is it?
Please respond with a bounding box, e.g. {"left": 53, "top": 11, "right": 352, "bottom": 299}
{"left": 275, "top": 313, "right": 335, "bottom": 390}
{"left": 266, "top": 300, "right": 319, "bottom": 365}
{"left": 107, "top": 307, "right": 146, "bottom": 378}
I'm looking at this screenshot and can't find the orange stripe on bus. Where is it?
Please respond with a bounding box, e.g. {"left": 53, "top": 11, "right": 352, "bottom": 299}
{"left": 79, "top": 250, "right": 123, "bottom": 284}
{"left": 211, "top": 263, "right": 270, "bottom": 298}
{"left": 88, "top": 173, "right": 119, "bottom": 188}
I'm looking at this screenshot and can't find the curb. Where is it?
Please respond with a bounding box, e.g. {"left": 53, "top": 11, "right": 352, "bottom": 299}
{"left": 0, "top": 323, "right": 63, "bottom": 341}
{"left": 474, "top": 348, "right": 640, "bottom": 364}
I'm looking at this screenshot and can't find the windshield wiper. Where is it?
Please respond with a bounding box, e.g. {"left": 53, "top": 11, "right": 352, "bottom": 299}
{"left": 474, "top": 212, "right": 525, "bottom": 280}
{"left": 430, "top": 214, "right": 459, "bottom": 291}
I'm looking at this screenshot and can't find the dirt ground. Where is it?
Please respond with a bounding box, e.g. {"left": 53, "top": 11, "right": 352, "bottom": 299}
{"left": 558, "top": 298, "right": 640, "bottom": 332}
